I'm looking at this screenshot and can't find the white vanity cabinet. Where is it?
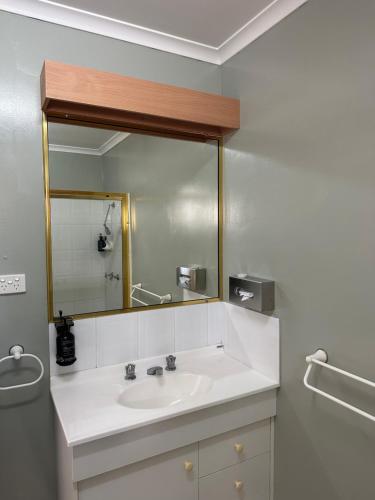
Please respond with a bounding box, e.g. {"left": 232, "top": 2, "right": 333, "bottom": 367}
{"left": 73, "top": 419, "right": 271, "bottom": 500}
{"left": 198, "top": 419, "right": 270, "bottom": 477}
{"left": 199, "top": 453, "right": 270, "bottom": 500}
{"left": 79, "top": 443, "right": 199, "bottom": 500}
{"left": 52, "top": 349, "right": 278, "bottom": 500}
{"left": 199, "top": 419, "right": 271, "bottom": 500}
{"left": 55, "top": 390, "right": 277, "bottom": 500}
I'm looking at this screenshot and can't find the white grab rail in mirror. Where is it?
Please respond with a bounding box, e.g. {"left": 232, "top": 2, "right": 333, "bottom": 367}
{"left": 0, "top": 345, "right": 44, "bottom": 391}
{"left": 131, "top": 283, "right": 172, "bottom": 306}
{"left": 304, "top": 349, "right": 375, "bottom": 422}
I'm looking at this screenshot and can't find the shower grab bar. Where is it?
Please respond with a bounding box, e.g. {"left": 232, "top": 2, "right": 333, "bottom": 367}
{"left": 130, "top": 284, "right": 150, "bottom": 306}
{"left": 131, "top": 296, "right": 149, "bottom": 306}
{"left": 131, "top": 283, "right": 172, "bottom": 304}
{"left": 304, "top": 349, "right": 375, "bottom": 422}
{"left": 0, "top": 345, "right": 44, "bottom": 391}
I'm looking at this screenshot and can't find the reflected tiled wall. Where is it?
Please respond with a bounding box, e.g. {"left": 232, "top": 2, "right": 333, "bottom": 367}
{"left": 51, "top": 198, "right": 122, "bottom": 316}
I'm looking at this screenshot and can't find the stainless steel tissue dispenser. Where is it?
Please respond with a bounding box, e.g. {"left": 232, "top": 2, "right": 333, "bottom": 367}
{"left": 176, "top": 266, "right": 206, "bottom": 292}
{"left": 229, "top": 275, "right": 275, "bottom": 312}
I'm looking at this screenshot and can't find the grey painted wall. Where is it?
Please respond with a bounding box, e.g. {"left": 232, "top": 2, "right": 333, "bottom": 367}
{"left": 49, "top": 151, "right": 104, "bottom": 191}
{"left": 103, "top": 134, "right": 219, "bottom": 304}
{"left": 3, "top": 2, "right": 375, "bottom": 500}
{"left": 222, "top": 1, "right": 375, "bottom": 499}
{"left": 0, "top": 10, "right": 221, "bottom": 500}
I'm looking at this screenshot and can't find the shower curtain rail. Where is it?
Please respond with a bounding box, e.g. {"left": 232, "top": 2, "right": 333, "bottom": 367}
{"left": 303, "top": 349, "right": 375, "bottom": 422}
{"left": 131, "top": 283, "right": 172, "bottom": 305}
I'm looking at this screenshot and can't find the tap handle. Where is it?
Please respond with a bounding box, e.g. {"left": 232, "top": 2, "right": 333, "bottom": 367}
{"left": 166, "top": 355, "right": 176, "bottom": 371}
{"left": 125, "top": 363, "right": 136, "bottom": 380}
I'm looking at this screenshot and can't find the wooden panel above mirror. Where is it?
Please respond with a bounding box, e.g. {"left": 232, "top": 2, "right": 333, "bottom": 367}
{"left": 41, "top": 60, "right": 240, "bottom": 140}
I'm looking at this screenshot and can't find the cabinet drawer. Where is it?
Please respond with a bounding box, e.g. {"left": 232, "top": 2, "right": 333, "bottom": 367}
{"left": 78, "top": 443, "right": 198, "bottom": 500}
{"left": 198, "top": 418, "right": 270, "bottom": 477}
{"left": 199, "top": 453, "right": 270, "bottom": 500}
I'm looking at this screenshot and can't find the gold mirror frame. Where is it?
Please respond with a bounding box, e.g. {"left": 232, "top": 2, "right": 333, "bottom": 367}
{"left": 49, "top": 189, "right": 130, "bottom": 320}
{"left": 42, "top": 113, "right": 223, "bottom": 321}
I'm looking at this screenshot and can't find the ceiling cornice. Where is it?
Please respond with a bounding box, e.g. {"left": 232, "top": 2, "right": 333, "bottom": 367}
{"left": 98, "top": 132, "right": 130, "bottom": 155}
{"left": 49, "top": 144, "right": 102, "bottom": 156}
{"left": 49, "top": 132, "right": 129, "bottom": 156}
{"left": 0, "top": 0, "right": 308, "bottom": 64}
{"left": 218, "top": 0, "right": 308, "bottom": 62}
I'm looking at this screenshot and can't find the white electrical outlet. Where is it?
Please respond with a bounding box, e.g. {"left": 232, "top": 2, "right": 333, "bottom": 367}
{"left": 0, "top": 274, "right": 26, "bottom": 295}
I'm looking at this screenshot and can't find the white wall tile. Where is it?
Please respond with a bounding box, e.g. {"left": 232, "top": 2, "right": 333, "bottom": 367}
{"left": 224, "top": 303, "right": 279, "bottom": 382}
{"left": 174, "top": 303, "right": 208, "bottom": 352}
{"left": 139, "top": 308, "right": 174, "bottom": 358}
{"left": 96, "top": 313, "right": 139, "bottom": 367}
{"left": 49, "top": 318, "right": 97, "bottom": 376}
{"left": 51, "top": 225, "right": 72, "bottom": 251}
{"left": 53, "top": 277, "right": 75, "bottom": 303}
{"left": 48, "top": 303, "right": 280, "bottom": 380}
{"left": 51, "top": 198, "right": 72, "bottom": 224}
{"left": 71, "top": 225, "right": 92, "bottom": 251}
{"left": 53, "top": 250, "right": 73, "bottom": 277}
{"left": 54, "top": 301, "right": 75, "bottom": 317}
{"left": 51, "top": 198, "right": 122, "bottom": 315}
{"left": 207, "top": 302, "right": 226, "bottom": 345}
{"left": 71, "top": 198, "right": 91, "bottom": 224}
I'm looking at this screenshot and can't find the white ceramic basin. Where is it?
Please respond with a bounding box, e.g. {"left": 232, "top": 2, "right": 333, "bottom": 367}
{"left": 118, "top": 372, "right": 213, "bottom": 409}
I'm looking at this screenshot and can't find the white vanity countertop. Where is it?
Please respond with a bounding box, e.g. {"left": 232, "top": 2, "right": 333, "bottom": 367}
{"left": 50, "top": 346, "right": 279, "bottom": 447}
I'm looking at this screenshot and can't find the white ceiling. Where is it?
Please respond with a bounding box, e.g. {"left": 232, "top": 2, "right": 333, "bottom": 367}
{"left": 0, "top": 0, "right": 308, "bottom": 63}
{"left": 49, "top": 123, "right": 114, "bottom": 149}
{"left": 48, "top": 122, "right": 128, "bottom": 156}
{"left": 48, "top": 0, "right": 275, "bottom": 47}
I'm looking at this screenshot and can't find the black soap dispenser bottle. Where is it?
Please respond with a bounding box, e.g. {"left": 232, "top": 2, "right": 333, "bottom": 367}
{"left": 97, "top": 233, "right": 107, "bottom": 252}
{"left": 55, "top": 310, "right": 77, "bottom": 366}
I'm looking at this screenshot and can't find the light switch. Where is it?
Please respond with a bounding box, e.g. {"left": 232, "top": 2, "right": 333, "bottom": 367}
{"left": 0, "top": 274, "right": 26, "bottom": 295}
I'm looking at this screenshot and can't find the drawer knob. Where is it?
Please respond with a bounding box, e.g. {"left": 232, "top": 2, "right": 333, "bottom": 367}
{"left": 234, "top": 443, "right": 244, "bottom": 453}
{"left": 234, "top": 480, "right": 244, "bottom": 491}
{"left": 184, "top": 461, "right": 193, "bottom": 472}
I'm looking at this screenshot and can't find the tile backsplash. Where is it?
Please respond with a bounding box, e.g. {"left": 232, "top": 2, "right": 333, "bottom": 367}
{"left": 174, "top": 304, "right": 208, "bottom": 351}
{"left": 224, "top": 303, "right": 279, "bottom": 382}
{"left": 49, "top": 302, "right": 226, "bottom": 376}
{"left": 96, "top": 313, "right": 139, "bottom": 367}
{"left": 49, "top": 301, "right": 279, "bottom": 381}
{"left": 138, "top": 308, "right": 174, "bottom": 358}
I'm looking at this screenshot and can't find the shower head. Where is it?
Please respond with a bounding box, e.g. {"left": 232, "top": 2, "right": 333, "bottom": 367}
{"left": 103, "top": 202, "right": 115, "bottom": 235}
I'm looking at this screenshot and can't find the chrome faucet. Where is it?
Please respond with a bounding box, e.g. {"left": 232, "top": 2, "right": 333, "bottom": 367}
{"left": 125, "top": 363, "right": 136, "bottom": 380}
{"left": 147, "top": 366, "right": 163, "bottom": 376}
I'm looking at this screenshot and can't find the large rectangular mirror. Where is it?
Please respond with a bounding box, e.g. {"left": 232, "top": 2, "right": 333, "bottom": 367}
{"left": 45, "top": 119, "right": 221, "bottom": 319}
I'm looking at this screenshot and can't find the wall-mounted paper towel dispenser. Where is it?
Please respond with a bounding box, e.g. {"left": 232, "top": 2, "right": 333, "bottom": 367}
{"left": 229, "top": 274, "right": 275, "bottom": 312}
{"left": 176, "top": 266, "right": 206, "bottom": 292}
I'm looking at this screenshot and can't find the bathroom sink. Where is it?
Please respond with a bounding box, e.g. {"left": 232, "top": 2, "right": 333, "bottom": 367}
{"left": 51, "top": 346, "right": 279, "bottom": 445}
{"left": 118, "top": 372, "right": 213, "bottom": 409}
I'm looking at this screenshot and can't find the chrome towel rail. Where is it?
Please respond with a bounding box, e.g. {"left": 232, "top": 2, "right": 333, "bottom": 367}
{"left": 304, "top": 349, "right": 375, "bottom": 422}
{"left": 0, "top": 345, "right": 44, "bottom": 391}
